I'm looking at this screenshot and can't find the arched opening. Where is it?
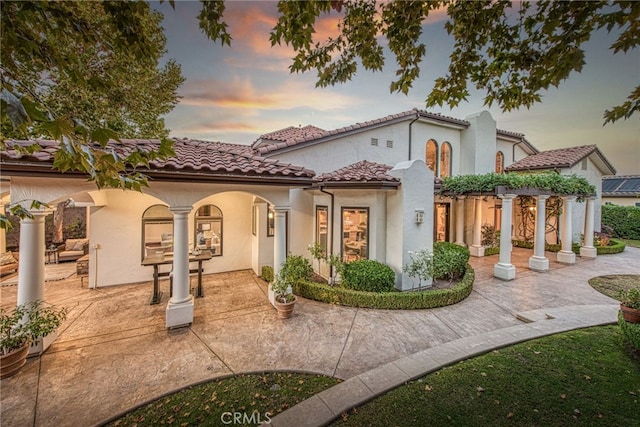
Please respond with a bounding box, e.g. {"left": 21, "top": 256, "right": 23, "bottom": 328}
{"left": 440, "top": 142, "right": 452, "bottom": 178}
{"left": 141, "top": 204, "right": 172, "bottom": 260}
{"left": 194, "top": 204, "right": 223, "bottom": 256}
{"left": 426, "top": 139, "right": 438, "bottom": 175}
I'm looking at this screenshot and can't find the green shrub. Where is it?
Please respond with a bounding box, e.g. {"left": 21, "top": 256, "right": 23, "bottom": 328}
{"left": 432, "top": 242, "right": 469, "bottom": 281}
{"left": 618, "top": 311, "right": 640, "bottom": 350}
{"left": 596, "top": 239, "right": 626, "bottom": 254}
{"left": 261, "top": 266, "right": 274, "bottom": 283}
{"left": 292, "top": 264, "right": 474, "bottom": 309}
{"left": 341, "top": 259, "right": 396, "bottom": 293}
{"left": 280, "top": 255, "right": 312, "bottom": 284}
{"left": 483, "top": 247, "right": 500, "bottom": 256}
{"left": 602, "top": 205, "right": 640, "bottom": 240}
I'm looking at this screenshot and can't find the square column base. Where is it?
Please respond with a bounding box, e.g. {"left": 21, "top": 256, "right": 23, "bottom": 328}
{"left": 557, "top": 250, "right": 576, "bottom": 264}
{"left": 166, "top": 295, "right": 194, "bottom": 329}
{"left": 494, "top": 263, "right": 516, "bottom": 281}
{"left": 528, "top": 256, "right": 549, "bottom": 272}
{"left": 469, "top": 245, "right": 485, "bottom": 257}
{"left": 580, "top": 246, "right": 597, "bottom": 258}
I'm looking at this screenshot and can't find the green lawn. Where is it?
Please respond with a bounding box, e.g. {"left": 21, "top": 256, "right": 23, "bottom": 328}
{"left": 334, "top": 326, "right": 640, "bottom": 426}
{"left": 619, "top": 238, "right": 640, "bottom": 248}
{"left": 107, "top": 372, "right": 340, "bottom": 426}
{"left": 589, "top": 275, "right": 640, "bottom": 300}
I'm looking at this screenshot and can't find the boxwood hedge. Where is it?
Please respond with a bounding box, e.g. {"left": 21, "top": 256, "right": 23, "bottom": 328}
{"left": 292, "top": 264, "right": 474, "bottom": 310}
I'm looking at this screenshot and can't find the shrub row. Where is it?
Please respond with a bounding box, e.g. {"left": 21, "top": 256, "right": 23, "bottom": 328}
{"left": 593, "top": 239, "right": 626, "bottom": 254}
{"left": 618, "top": 311, "right": 640, "bottom": 351}
{"left": 292, "top": 264, "right": 474, "bottom": 310}
{"left": 342, "top": 259, "right": 396, "bottom": 292}
{"left": 432, "top": 242, "right": 469, "bottom": 281}
{"left": 602, "top": 204, "right": 640, "bottom": 240}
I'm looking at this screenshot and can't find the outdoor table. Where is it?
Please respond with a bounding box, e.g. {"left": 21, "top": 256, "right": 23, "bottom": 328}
{"left": 45, "top": 248, "right": 59, "bottom": 264}
{"left": 141, "top": 250, "right": 212, "bottom": 305}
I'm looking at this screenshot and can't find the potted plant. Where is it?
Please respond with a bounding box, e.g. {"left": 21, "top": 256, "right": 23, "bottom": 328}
{"left": 618, "top": 288, "right": 640, "bottom": 323}
{"left": 272, "top": 274, "right": 296, "bottom": 319}
{"left": 1, "top": 300, "right": 67, "bottom": 379}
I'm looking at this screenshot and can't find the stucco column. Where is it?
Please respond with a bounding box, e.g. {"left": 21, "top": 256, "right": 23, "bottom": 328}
{"left": 557, "top": 196, "right": 576, "bottom": 264}
{"left": 580, "top": 196, "right": 597, "bottom": 258}
{"left": 529, "top": 195, "right": 550, "bottom": 272}
{"left": 454, "top": 196, "right": 466, "bottom": 246}
{"left": 469, "top": 197, "right": 484, "bottom": 257}
{"left": 17, "top": 210, "right": 48, "bottom": 307}
{"left": 494, "top": 194, "right": 516, "bottom": 280}
{"left": 166, "top": 206, "right": 194, "bottom": 328}
{"left": 269, "top": 207, "right": 289, "bottom": 305}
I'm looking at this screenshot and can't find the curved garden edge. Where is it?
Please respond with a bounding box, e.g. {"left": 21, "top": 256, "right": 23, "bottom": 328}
{"left": 485, "top": 238, "right": 627, "bottom": 256}
{"left": 292, "top": 264, "right": 474, "bottom": 310}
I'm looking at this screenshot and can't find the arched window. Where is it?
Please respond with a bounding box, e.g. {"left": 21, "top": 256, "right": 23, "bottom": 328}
{"left": 495, "top": 151, "right": 504, "bottom": 174}
{"left": 142, "top": 204, "right": 173, "bottom": 260}
{"left": 426, "top": 139, "right": 438, "bottom": 175}
{"left": 440, "top": 142, "right": 452, "bottom": 178}
{"left": 195, "top": 204, "right": 223, "bottom": 256}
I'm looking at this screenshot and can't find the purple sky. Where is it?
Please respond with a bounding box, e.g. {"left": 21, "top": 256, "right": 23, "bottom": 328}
{"left": 153, "top": 1, "right": 639, "bottom": 174}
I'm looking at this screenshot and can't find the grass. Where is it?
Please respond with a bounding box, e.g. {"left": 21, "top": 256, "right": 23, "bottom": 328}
{"left": 334, "top": 326, "right": 640, "bottom": 426}
{"left": 107, "top": 372, "right": 340, "bottom": 426}
{"left": 588, "top": 274, "right": 640, "bottom": 300}
{"left": 618, "top": 238, "right": 640, "bottom": 248}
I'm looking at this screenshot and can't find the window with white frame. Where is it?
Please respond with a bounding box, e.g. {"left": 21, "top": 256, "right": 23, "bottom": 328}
{"left": 341, "top": 207, "right": 368, "bottom": 262}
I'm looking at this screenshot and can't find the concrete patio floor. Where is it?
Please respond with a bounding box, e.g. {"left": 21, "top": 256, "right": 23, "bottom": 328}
{"left": 1, "top": 247, "right": 638, "bottom": 426}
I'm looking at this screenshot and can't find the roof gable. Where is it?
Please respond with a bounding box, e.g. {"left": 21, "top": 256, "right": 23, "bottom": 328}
{"left": 505, "top": 144, "right": 616, "bottom": 175}
{"left": 315, "top": 160, "right": 399, "bottom": 188}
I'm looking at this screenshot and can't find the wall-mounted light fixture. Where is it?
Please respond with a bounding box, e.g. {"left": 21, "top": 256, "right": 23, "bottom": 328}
{"left": 415, "top": 209, "right": 425, "bottom": 224}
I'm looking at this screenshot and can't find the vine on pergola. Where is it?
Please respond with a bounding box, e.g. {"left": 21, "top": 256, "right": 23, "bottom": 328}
{"left": 439, "top": 172, "right": 596, "bottom": 199}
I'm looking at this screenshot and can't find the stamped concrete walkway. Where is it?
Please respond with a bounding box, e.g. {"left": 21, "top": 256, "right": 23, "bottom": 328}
{"left": 1, "top": 247, "right": 638, "bottom": 426}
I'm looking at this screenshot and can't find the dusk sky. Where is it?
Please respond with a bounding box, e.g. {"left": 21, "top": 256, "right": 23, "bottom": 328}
{"left": 153, "top": 1, "right": 639, "bottom": 174}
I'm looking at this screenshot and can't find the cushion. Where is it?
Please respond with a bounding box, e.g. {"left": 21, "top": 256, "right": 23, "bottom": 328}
{"left": 72, "top": 241, "right": 86, "bottom": 251}
{"left": 0, "top": 252, "right": 17, "bottom": 265}
{"left": 65, "top": 238, "right": 88, "bottom": 251}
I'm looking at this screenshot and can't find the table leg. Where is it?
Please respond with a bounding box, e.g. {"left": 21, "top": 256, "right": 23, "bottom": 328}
{"left": 196, "top": 260, "right": 204, "bottom": 298}
{"left": 151, "top": 265, "right": 161, "bottom": 305}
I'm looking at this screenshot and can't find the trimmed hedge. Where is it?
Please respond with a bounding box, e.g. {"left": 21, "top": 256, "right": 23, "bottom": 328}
{"left": 261, "top": 265, "right": 274, "bottom": 283}
{"left": 512, "top": 239, "right": 625, "bottom": 255}
{"left": 432, "top": 242, "right": 469, "bottom": 281}
{"left": 602, "top": 205, "right": 640, "bottom": 240}
{"left": 618, "top": 311, "right": 640, "bottom": 350}
{"left": 341, "top": 259, "right": 395, "bottom": 292}
{"left": 484, "top": 247, "right": 500, "bottom": 256}
{"left": 292, "top": 264, "right": 474, "bottom": 310}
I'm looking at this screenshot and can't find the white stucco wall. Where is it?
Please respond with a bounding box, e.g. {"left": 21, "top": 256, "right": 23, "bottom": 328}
{"left": 460, "top": 111, "right": 497, "bottom": 175}
{"left": 602, "top": 197, "right": 640, "bottom": 207}
{"left": 564, "top": 156, "right": 605, "bottom": 236}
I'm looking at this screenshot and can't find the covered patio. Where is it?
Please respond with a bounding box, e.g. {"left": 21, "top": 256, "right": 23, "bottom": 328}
{"left": 1, "top": 246, "right": 637, "bottom": 426}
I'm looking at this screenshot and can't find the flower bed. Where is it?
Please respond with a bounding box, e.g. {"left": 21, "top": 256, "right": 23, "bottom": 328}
{"left": 510, "top": 239, "right": 625, "bottom": 255}
{"left": 292, "top": 264, "right": 474, "bottom": 310}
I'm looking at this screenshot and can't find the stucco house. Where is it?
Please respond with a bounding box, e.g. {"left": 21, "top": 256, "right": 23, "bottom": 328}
{"left": 0, "top": 109, "right": 614, "bottom": 328}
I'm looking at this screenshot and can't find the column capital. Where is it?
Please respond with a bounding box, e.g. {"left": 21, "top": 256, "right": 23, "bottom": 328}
{"left": 455, "top": 195, "right": 466, "bottom": 200}
{"left": 273, "top": 206, "right": 290, "bottom": 213}
{"left": 563, "top": 196, "right": 577, "bottom": 202}
{"left": 169, "top": 205, "right": 193, "bottom": 215}
{"left": 587, "top": 195, "right": 598, "bottom": 200}
{"left": 498, "top": 194, "right": 517, "bottom": 200}
{"left": 536, "top": 195, "right": 550, "bottom": 201}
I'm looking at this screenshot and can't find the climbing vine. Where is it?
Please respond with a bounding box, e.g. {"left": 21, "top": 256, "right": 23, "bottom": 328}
{"left": 515, "top": 196, "right": 563, "bottom": 242}
{"left": 440, "top": 172, "right": 595, "bottom": 198}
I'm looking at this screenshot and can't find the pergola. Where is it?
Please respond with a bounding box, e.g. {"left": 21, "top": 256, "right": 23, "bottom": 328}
{"left": 439, "top": 173, "right": 598, "bottom": 281}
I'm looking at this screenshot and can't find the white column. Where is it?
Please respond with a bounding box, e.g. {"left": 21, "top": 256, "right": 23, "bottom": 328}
{"left": 454, "top": 196, "right": 466, "bottom": 246}
{"left": 269, "top": 207, "right": 289, "bottom": 305}
{"left": 557, "top": 196, "right": 576, "bottom": 264}
{"left": 17, "top": 211, "right": 48, "bottom": 307}
{"left": 469, "top": 197, "right": 484, "bottom": 257}
{"left": 494, "top": 194, "right": 516, "bottom": 280}
{"left": 580, "top": 196, "right": 597, "bottom": 258}
{"left": 166, "top": 206, "right": 194, "bottom": 328}
{"left": 529, "top": 195, "right": 550, "bottom": 272}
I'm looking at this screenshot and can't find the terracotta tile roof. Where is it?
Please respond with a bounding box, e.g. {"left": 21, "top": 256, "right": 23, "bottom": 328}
{"left": 1, "top": 138, "right": 316, "bottom": 180}
{"left": 317, "top": 160, "right": 398, "bottom": 183}
{"left": 257, "top": 125, "right": 326, "bottom": 144}
{"left": 256, "top": 109, "right": 469, "bottom": 155}
{"left": 505, "top": 144, "right": 616, "bottom": 174}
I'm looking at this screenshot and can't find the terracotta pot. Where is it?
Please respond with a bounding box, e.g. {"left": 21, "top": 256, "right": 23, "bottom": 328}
{"left": 0, "top": 343, "right": 30, "bottom": 379}
{"left": 620, "top": 304, "right": 640, "bottom": 324}
{"left": 275, "top": 296, "right": 296, "bottom": 319}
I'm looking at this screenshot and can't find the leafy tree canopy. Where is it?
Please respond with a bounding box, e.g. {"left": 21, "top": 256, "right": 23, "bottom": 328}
{"left": 1, "top": 0, "right": 182, "bottom": 193}
{"left": 203, "top": 0, "right": 638, "bottom": 124}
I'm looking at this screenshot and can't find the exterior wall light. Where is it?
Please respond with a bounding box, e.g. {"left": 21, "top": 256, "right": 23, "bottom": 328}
{"left": 415, "top": 209, "right": 425, "bottom": 224}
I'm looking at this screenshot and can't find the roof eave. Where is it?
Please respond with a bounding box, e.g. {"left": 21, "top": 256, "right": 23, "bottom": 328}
{"left": 311, "top": 181, "right": 399, "bottom": 190}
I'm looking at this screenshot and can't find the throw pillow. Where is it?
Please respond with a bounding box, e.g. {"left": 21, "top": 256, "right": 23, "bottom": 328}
{"left": 0, "top": 252, "right": 17, "bottom": 265}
